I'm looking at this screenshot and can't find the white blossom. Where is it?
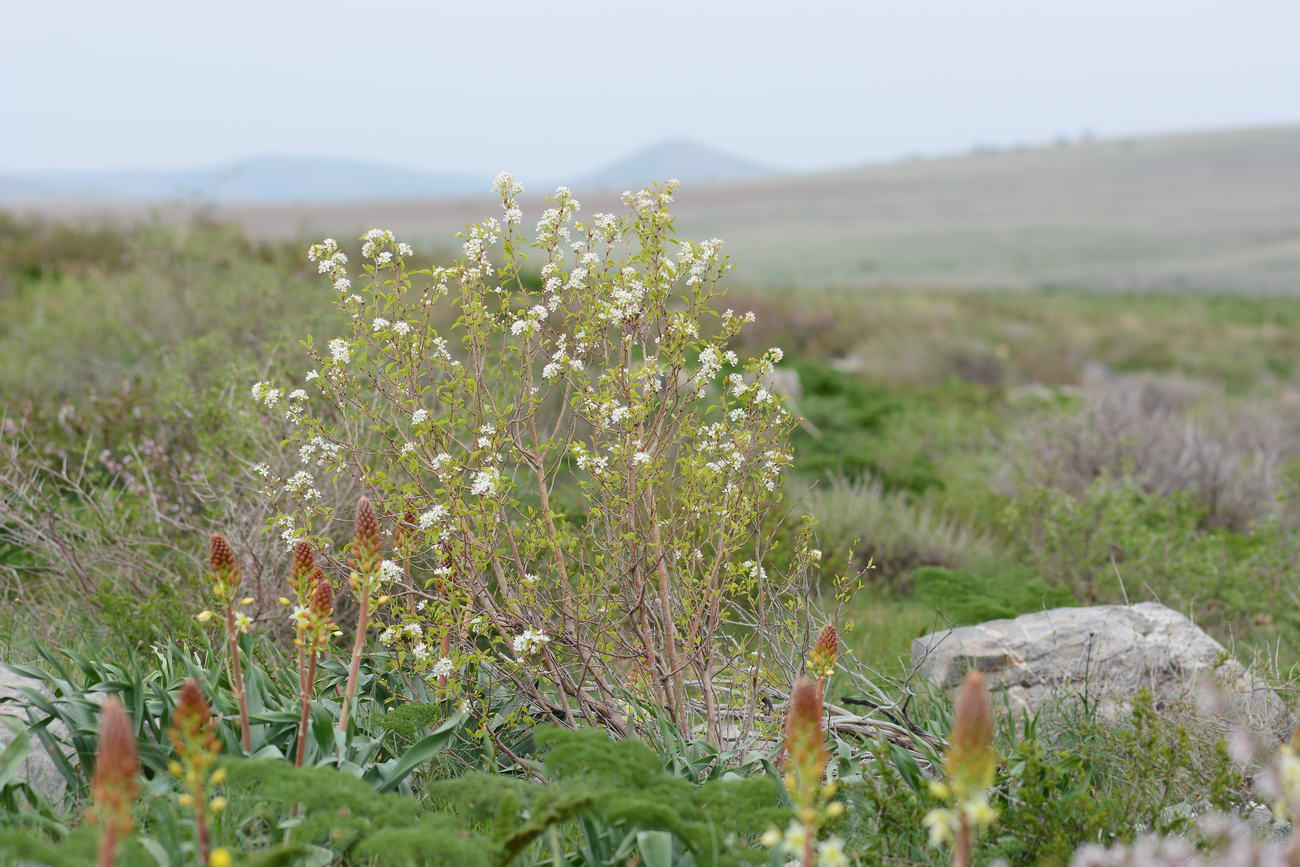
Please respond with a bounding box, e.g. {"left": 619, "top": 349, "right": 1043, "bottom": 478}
{"left": 418, "top": 505, "right": 448, "bottom": 529}
{"left": 380, "top": 559, "right": 403, "bottom": 584}
{"left": 512, "top": 628, "right": 551, "bottom": 656}
{"left": 470, "top": 467, "right": 500, "bottom": 496}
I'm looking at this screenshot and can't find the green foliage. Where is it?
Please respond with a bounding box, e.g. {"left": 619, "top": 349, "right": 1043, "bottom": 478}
{"left": 789, "top": 360, "right": 940, "bottom": 493}
{"left": 910, "top": 565, "right": 1076, "bottom": 624}
{"left": 1003, "top": 477, "right": 1300, "bottom": 657}
{"left": 848, "top": 691, "right": 1249, "bottom": 866}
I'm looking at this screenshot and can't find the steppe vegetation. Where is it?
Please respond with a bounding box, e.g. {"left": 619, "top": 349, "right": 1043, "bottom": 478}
{"left": 3, "top": 176, "right": 1300, "bottom": 864}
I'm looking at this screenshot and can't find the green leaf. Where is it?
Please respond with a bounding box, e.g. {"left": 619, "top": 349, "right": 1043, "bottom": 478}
{"left": 636, "top": 830, "right": 674, "bottom": 867}
{"left": 374, "top": 713, "right": 467, "bottom": 793}
{"left": 0, "top": 717, "right": 34, "bottom": 788}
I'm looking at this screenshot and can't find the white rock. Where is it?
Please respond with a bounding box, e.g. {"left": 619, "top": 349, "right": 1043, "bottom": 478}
{"left": 0, "top": 666, "right": 76, "bottom": 805}
{"left": 912, "top": 602, "right": 1290, "bottom": 738}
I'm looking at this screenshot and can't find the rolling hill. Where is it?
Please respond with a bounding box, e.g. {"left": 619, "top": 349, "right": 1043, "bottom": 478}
{"left": 573, "top": 138, "right": 774, "bottom": 190}
{"left": 0, "top": 156, "right": 485, "bottom": 203}
{"left": 7, "top": 125, "right": 1299, "bottom": 293}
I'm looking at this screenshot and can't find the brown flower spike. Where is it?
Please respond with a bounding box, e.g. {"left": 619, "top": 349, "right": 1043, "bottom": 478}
{"left": 208, "top": 533, "right": 242, "bottom": 590}
{"left": 784, "top": 678, "right": 830, "bottom": 867}
{"left": 340, "top": 496, "right": 383, "bottom": 734}
{"left": 206, "top": 533, "right": 252, "bottom": 752}
{"left": 90, "top": 697, "right": 139, "bottom": 867}
{"left": 288, "top": 540, "right": 316, "bottom": 603}
{"left": 808, "top": 624, "right": 838, "bottom": 683}
{"left": 945, "top": 670, "right": 995, "bottom": 788}
{"left": 169, "top": 680, "right": 222, "bottom": 866}
{"left": 353, "top": 496, "right": 382, "bottom": 572}
{"left": 311, "top": 573, "right": 334, "bottom": 618}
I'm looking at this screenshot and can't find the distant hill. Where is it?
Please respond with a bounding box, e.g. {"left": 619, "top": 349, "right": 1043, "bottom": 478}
{"left": 573, "top": 139, "right": 773, "bottom": 190}
{"left": 0, "top": 156, "right": 485, "bottom": 203}
{"left": 10, "top": 126, "right": 1300, "bottom": 293}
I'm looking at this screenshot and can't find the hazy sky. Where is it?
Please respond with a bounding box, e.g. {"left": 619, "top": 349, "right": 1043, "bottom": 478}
{"left": 2, "top": 0, "right": 1297, "bottom": 180}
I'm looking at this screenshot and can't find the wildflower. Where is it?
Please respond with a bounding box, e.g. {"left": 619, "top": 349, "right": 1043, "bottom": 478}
{"left": 808, "top": 624, "right": 838, "bottom": 681}
{"left": 251, "top": 380, "right": 282, "bottom": 407}
{"left": 493, "top": 170, "right": 524, "bottom": 197}
{"left": 512, "top": 628, "right": 551, "bottom": 656}
{"left": 925, "top": 670, "right": 999, "bottom": 865}
{"left": 207, "top": 533, "right": 252, "bottom": 752}
{"left": 470, "top": 467, "right": 500, "bottom": 496}
{"left": 340, "top": 497, "right": 383, "bottom": 734}
{"left": 816, "top": 837, "right": 849, "bottom": 867}
{"left": 380, "top": 559, "right": 403, "bottom": 584}
{"left": 89, "top": 697, "right": 139, "bottom": 867}
{"left": 418, "top": 505, "right": 448, "bottom": 529}
{"left": 169, "top": 680, "right": 223, "bottom": 865}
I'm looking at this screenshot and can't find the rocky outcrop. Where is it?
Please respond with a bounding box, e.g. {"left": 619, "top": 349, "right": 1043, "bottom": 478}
{"left": 0, "top": 666, "right": 76, "bottom": 804}
{"left": 912, "top": 602, "right": 1290, "bottom": 738}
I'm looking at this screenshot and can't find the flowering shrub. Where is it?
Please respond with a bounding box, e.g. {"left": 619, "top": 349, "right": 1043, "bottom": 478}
{"left": 255, "top": 176, "right": 826, "bottom": 744}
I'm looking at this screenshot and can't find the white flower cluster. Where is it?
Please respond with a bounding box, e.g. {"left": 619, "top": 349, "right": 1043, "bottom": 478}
{"left": 470, "top": 467, "right": 500, "bottom": 497}
{"left": 541, "top": 333, "right": 585, "bottom": 380}
{"left": 411, "top": 408, "right": 429, "bottom": 425}
{"left": 510, "top": 304, "right": 548, "bottom": 337}
{"left": 417, "top": 504, "right": 448, "bottom": 529}
{"left": 299, "top": 435, "right": 342, "bottom": 466}
{"left": 307, "top": 238, "right": 351, "bottom": 292}
{"left": 535, "top": 187, "right": 580, "bottom": 246}
{"left": 678, "top": 238, "right": 723, "bottom": 288}
{"left": 619, "top": 181, "right": 677, "bottom": 221}
{"left": 601, "top": 266, "right": 646, "bottom": 326}
{"left": 284, "top": 470, "right": 320, "bottom": 500}
{"left": 570, "top": 443, "right": 609, "bottom": 476}
{"left": 360, "top": 228, "right": 411, "bottom": 266}
{"left": 493, "top": 170, "right": 524, "bottom": 198}
{"left": 512, "top": 628, "right": 550, "bottom": 656}
{"left": 694, "top": 346, "right": 740, "bottom": 384}
{"left": 328, "top": 337, "right": 351, "bottom": 366}
{"left": 379, "top": 621, "right": 424, "bottom": 645}
{"left": 430, "top": 656, "right": 455, "bottom": 678}
{"left": 379, "top": 559, "right": 403, "bottom": 584}
{"left": 461, "top": 218, "right": 500, "bottom": 279}
{"left": 251, "top": 381, "right": 282, "bottom": 408}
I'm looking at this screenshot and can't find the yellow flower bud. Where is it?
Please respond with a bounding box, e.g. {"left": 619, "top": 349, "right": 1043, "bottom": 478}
{"left": 177, "top": 793, "right": 194, "bottom": 808}
{"left": 210, "top": 767, "right": 227, "bottom": 785}
{"left": 168, "top": 761, "right": 183, "bottom": 776}
{"left": 279, "top": 597, "right": 291, "bottom": 605}
{"left": 376, "top": 595, "right": 391, "bottom": 605}
{"left": 825, "top": 801, "right": 845, "bottom": 818}
{"left": 210, "top": 796, "right": 228, "bottom": 812}
{"left": 211, "top": 848, "right": 232, "bottom": 867}
{"left": 196, "top": 610, "right": 214, "bottom": 623}
{"left": 240, "top": 596, "right": 254, "bottom": 606}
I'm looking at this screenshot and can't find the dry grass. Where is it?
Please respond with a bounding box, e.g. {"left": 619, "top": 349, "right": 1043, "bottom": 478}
{"left": 1004, "top": 372, "right": 1296, "bottom": 531}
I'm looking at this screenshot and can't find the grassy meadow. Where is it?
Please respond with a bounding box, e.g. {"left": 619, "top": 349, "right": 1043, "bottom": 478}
{"left": 3, "top": 180, "right": 1300, "bottom": 865}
